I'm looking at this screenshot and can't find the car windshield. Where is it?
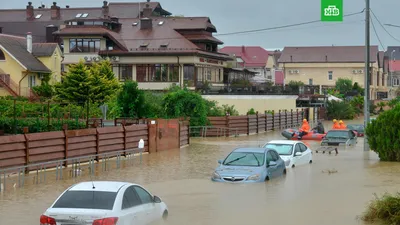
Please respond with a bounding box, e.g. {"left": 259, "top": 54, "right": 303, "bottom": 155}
{"left": 52, "top": 190, "right": 117, "bottom": 210}
{"left": 263, "top": 144, "right": 293, "bottom": 156}
{"left": 347, "top": 125, "right": 364, "bottom": 131}
{"left": 223, "top": 152, "right": 265, "bottom": 167}
{"left": 326, "top": 131, "right": 349, "bottom": 138}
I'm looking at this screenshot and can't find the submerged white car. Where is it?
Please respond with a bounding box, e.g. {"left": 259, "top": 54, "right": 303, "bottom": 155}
{"left": 40, "top": 181, "right": 168, "bottom": 225}
{"left": 263, "top": 140, "right": 313, "bottom": 168}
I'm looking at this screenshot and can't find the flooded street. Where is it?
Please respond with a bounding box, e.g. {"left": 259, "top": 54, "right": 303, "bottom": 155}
{"left": 1, "top": 119, "right": 399, "bottom": 225}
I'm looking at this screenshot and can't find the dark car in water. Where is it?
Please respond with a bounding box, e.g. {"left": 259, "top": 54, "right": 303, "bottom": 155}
{"left": 347, "top": 124, "right": 365, "bottom": 137}
{"left": 321, "top": 129, "right": 357, "bottom": 147}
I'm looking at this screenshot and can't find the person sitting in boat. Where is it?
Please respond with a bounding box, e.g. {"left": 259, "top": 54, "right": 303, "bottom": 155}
{"left": 332, "top": 119, "right": 340, "bottom": 129}
{"left": 298, "top": 119, "right": 310, "bottom": 140}
{"left": 339, "top": 120, "right": 346, "bottom": 129}
{"left": 313, "top": 121, "right": 325, "bottom": 134}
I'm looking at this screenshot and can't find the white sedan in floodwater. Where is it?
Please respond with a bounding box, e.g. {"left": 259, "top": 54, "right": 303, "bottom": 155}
{"left": 262, "top": 140, "right": 313, "bottom": 168}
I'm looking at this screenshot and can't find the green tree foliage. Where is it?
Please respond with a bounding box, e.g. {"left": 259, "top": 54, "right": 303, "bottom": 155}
{"left": 162, "top": 87, "right": 208, "bottom": 126}
{"left": 247, "top": 108, "right": 256, "bottom": 115}
{"left": 54, "top": 61, "right": 91, "bottom": 104}
{"left": 335, "top": 78, "right": 353, "bottom": 95}
{"left": 388, "top": 98, "right": 400, "bottom": 108}
{"left": 352, "top": 82, "right": 364, "bottom": 95}
{"left": 55, "top": 60, "right": 119, "bottom": 104}
{"left": 326, "top": 100, "right": 355, "bottom": 119}
{"left": 142, "top": 91, "right": 164, "bottom": 118}
{"left": 117, "top": 81, "right": 145, "bottom": 118}
{"left": 350, "top": 96, "right": 364, "bottom": 114}
{"left": 33, "top": 73, "right": 54, "bottom": 99}
{"left": 205, "top": 100, "right": 239, "bottom": 116}
{"left": 366, "top": 104, "right": 400, "bottom": 161}
{"left": 287, "top": 81, "right": 304, "bottom": 93}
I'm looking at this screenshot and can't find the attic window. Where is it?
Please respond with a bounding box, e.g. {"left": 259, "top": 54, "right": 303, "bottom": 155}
{"left": 81, "top": 13, "right": 89, "bottom": 18}
{"left": 160, "top": 43, "right": 169, "bottom": 48}
{"left": 158, "top": 21, "right": 164, "bottom": 26}
{"left": 35, "top": 14, "right": 42, "bottom": 19}
{"left": 132, "top": 22, "right": 138, "bottom": 26}
{"left": 140, "top": 43, "right": 149, "bottom": 48}
{"left": 76, "top": 13, "right": 82, "bottom": 18}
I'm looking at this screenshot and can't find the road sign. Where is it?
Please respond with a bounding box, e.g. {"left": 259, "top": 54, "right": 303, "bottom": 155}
{"left": 321, "top": 0, "right": 343, "bottom": 22}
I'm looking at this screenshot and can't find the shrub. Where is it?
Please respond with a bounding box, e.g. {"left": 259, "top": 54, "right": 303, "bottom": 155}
{"left": 0, "top": 117, "right": 86, "bottom": 134}
{"left": 247, "top": 108, "right": 256, "bottom": 115}
{"left": 117, "top": 81, "right": 146, "bottom": 118}
{"left": 366, "top": 104, "right": 400, "bottom": 161}
{"left": 205, "top": 100, "right": 239, "bottom": 117}
{"left": 163, "top": 87, "right": 208, "bottom": 126}
{"left": 361, "top": 193, "right": 400, "bottom": 225}
{"left": 326, "top": 100, "right": 355, "bottom": 120}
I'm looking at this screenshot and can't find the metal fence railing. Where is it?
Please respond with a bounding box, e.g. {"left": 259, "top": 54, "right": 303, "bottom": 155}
{"left": 0, "top": 149, "right": 143, "bottom": 193}
{"left": 189, "top": 126, "right": 239, "bottom": 138}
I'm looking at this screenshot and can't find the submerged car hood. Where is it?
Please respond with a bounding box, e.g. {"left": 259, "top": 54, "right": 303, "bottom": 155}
{"left": 215, "top": 165, "right": 262, "bottom": 176}
{"left": 323, "top": 137, "right": 348, "bottom": 143}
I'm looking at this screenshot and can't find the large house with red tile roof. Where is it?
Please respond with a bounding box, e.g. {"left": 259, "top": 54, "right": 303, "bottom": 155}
{"left": 219, "top": 46, "right": 277, "bottom": 83}
{"left": 0, "top": 1, "right": 231, "bottom": 90}
{"left": 280, "top": 46, "right": 388, "bottom": 100}
{"left": 385, "top": 46, "right": 400, "bottom": 98}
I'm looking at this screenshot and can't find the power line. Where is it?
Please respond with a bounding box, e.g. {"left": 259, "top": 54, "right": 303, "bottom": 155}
{"left": 370, "top": 9, "right": 400, "bottom": 43}
{"left": 370, "top": 17, "right": 385, "bottom": 49}
{"left": 214, "top": 10, "right": 365, "bottom": 36}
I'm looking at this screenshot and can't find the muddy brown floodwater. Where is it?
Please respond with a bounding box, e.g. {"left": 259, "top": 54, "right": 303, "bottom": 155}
{"left": 1, "top": 119, "right": 399, "bottom": 225}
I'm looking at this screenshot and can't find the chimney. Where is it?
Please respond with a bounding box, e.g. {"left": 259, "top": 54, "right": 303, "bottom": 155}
{"left": 66, "top": 5, "right": 70, "bottom": 8}
{"left": 290, "top": 55, "right": 293, "bottom": 62}
{"left": 27, "top": 32, "right": 32, "bottom": 53}
{"left": 325, "top": 55, "right": 328, "bottom": 62}
{"left": 140, "top": 17, "right": 152, "bottom": 30}
{"left": 143, "top": 3, "right": 152, "bottom": 18}
{"left": 26, "top": 2, "right": 34, "bottom": 21}
{"left": 46, "top": 25, "right": 58, "bottom": 43}
{"left": 51, "top": 2, "right": 61, "bottom": 20}
{"left": 102, "top": 1, "right": 109, "bottom": 18}
{"left": 42, "top": 4, "right": 45, "bottom": 8}
{"left": 242, "top": 45, "right": 245, "bottom": 53}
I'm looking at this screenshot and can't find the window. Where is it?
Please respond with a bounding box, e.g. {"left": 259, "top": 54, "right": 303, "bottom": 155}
{"left": 69, "top": 39, "right": 101, "bottom": 53}
{"left": 196, "top": 67, "right": 222, "bottom": 83}
{"left": 264, "top": 144, "right": 293, "bottom": 156}
{"left": 136, "top": 64, "right": 179, "bottom": 82}
{"left": 328, "top": 71, "right": 333, "bottom": 80}
{"left": 294, "top": 144, "right": 301, "bottom": 154}
{"left": 133, "top": 186, "right": 153, "bottom": 204}
{"left": 28, "top": 75, "right": 36, "bottom": 87}
{"left": 223, "top": 152, "right": 265, "bottom": 167}
{"left": 299, "top": 143, "right": 307, "bottom": 153}
{"left": 113, "top": 64, "right": 132, "bottom": 81}
{"left": 270, "top": 151, "right": 280, "bottom": 161}
{"left": 0, "top": 49, "right": 5, "bottom": 60}
{"left": 122, "top": 187, "right": 141, "bottom": 209}
{"left": 76, "top": 13, "right": 82, "bottom": 18}
{"left": 309, "top": 78, "right": 313, "bottom": 85}
{"left": 266, "top": 152, "right": 273, "bottom": 165}
{"left": 393, "top": 78, "right": 400, "bottom": 86}
{"left": 183, "top": 65, "right": 195, "bottom": 85}
{"left": 52, "top": 191, "right": 117, "bottom": 210}
{"left": 35, "top": 14, "right": 42, "bottom": 19}
{"left": 377, "top": 72, "right": 380, "bottom": 86}
{"left": 82, "top": 13, "right": 89, "bottom": 18}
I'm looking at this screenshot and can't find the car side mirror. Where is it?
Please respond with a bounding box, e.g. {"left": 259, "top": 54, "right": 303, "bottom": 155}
{"left": 218, "top": 160, "right": 223, "bottom": 164}
{"left": 268, "top": 161, "right": 277, "bottom": 167}
{"left": 153, "top": 195, "right": 162, "bottom": 203}
{"left": 295, "top": 152, "right": 302, "bottom": 157}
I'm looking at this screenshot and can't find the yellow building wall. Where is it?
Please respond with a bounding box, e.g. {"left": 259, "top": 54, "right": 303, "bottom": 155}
{"left": 0, "top": 47, "right": 43, "bottom": 97}
{"left": 202, "top": 95, "right": 298, "bottom": 115}
{"left": 37, "top": 47, "right": 62, "bottom": 84}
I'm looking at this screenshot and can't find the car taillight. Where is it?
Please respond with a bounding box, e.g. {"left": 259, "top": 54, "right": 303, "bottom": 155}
{"left": 40, "top": 215, "right": 56, "bottom": 225}
{"left": 92, "top": 217, "right": 119, "bottom": 225}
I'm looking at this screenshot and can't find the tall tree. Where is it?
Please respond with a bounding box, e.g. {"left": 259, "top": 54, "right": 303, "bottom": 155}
{"left": 89, "top": 60, "right": 120, "bottom": 104}
{"left": 117, "top": 81, "right": 145, "bottom": 118}
{"left": 54, "top": 61, "right": 90, "bottom": 104}
{"left": 335, "top": 78, "right": 353, "bottom": 95}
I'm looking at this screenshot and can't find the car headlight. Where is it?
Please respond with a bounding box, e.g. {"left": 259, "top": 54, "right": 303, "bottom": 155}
{"left": 212, "top": 172, "right": 221, "bottom": 180}
{"left": 247, "top": 174, "right": 260, "bottom": 181}
{"left": 285, "top": 160, "right": 290, "bottom": 166}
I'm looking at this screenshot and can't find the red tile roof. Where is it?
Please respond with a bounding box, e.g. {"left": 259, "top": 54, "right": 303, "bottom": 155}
{"left": 219, "top": 46, "right": 269, "bottom": 68}
{"left": 389, "top": 60, "right": 400, "bottom": 71}
{"left": 274, "top": 70, "right": 284, "bottom": 85}
{"left": 279, "top": 46, "right": 379, "bottom": 63}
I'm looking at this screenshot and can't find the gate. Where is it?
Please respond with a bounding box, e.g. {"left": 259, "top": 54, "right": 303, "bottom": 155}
{"left": 156, "top": 119, "right": 180, "bottom": 151}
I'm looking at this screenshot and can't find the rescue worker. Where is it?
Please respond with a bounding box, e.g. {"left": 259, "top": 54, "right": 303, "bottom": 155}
{"left": 332, "top": 119, "right": 340, "bottom": 129}
{"left": 313, "top": 121, "right": 325, "bottom": 134}
{"left": 339, "top": 120, "right": 346, "bottom": 129}
{"left": 298, "top": 119, "right": 310, "bottom": 140}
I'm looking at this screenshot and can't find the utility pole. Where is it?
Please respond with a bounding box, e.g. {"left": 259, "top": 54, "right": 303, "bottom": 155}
{"left": 364, "top": 0, "right": 370, "bottom": 151}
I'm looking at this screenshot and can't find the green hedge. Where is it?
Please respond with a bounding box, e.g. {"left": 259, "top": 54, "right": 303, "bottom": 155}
{"left": 0, "top": 117, "right": 86, "bottom": 134}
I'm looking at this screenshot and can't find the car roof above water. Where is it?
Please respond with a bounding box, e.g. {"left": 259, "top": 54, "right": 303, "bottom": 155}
{"left": 69, "top": 181, "right": 134, "bottom": 192}
{"left": 233, "top": 147, "right": 267, "bottom": 153}
{"left": 267, "top": 140, "right": 299, "bottom": 145}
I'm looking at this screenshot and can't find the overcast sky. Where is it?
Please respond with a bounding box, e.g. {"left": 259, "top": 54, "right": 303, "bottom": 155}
{"left": 2, "top": 0, "right": 400, "bottom": 50}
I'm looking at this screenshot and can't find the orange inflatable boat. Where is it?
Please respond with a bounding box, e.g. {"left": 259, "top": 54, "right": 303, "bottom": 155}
{"left": 281, "top": 128, "right": 326, "bottom": 141}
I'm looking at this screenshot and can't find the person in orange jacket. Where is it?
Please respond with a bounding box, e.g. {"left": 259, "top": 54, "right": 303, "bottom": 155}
{"left": 339, "top": 120, "right": 346, "bottom": 129}
{"left": 298, "top": 119, "right": 310, "bottom": 140}
{"left": 332, "top": 119, "right": 340, "bottom": 129}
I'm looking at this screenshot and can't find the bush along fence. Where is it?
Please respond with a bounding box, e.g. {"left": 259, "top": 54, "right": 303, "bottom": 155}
{"left": 197, "top": 108, "right": 321, "bottom": 137}
{"left": 0, "top": 119, "right": 190, "bottom": 170}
